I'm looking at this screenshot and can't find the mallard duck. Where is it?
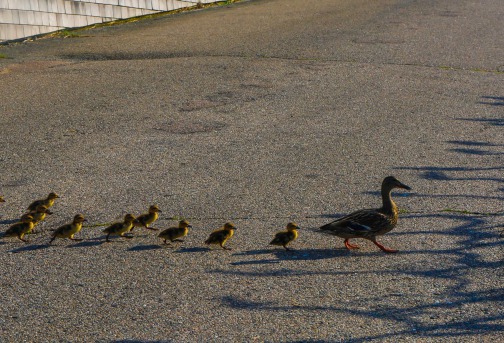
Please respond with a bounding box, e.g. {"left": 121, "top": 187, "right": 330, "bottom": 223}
{"left": 205, "top": 222, "right": 237, "bottom": 250}
{"left": 103, "top": 214, "right": 136, "bottom": 242}
{"left": 319, "top": 176, "right": 411, "bottom": 253}
{"left": 270, "top": 222, "right": 300, "bottom": 251}
{"left": 21, "top": 205, "right": 53, "bottom": 225}
{"left": 158, "top": 219, "right": 192, "bottom": 245}
{"left": 132, "top": 205, "right": 161, "bottom": 231}
{"left": 27, "top": 192, "right": 59, "bottom": 211}
{"left": 49, "top": 214, "right": 87, "bottom": 244}
{"left": 4, "top": 215, "right": 34, "bottom": 243}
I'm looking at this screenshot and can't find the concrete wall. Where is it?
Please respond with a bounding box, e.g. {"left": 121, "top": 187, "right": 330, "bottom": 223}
{"left": 0, "top": 0, "right": 219, "bottom": 42}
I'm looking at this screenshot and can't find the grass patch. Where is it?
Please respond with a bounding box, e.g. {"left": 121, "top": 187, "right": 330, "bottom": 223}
{"left": 0, "top": 53, "right": 7, "bottom": 58}
{"left": 56, "top": 30, "right": 81, "bottom": 38}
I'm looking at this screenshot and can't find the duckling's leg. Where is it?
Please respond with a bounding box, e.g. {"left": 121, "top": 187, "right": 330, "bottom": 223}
{"left": 344, "top": 239, "right": 360, "bottom": 250}
{"left": 371, "top": 239, "right": 398, "bottom": 253}
{"left": 105, "top": 233, "right": 111, "bottom": 242}
{"left": 283, "top": 244, "right": 293, "bottom": 251}
{"left": 18, "top": 234, "right": 29, "bottom": 243}
{"left": 49, "top": 237, "right": 56, "bottom": 244}
{"left": 172, "top": 239, "right": 184, "bottom": 242}
{"left": 220, "top": 243, "right": 232, "bottom": 250}
{"left": 146, "top": 226, "right": 159, "bottom": 231}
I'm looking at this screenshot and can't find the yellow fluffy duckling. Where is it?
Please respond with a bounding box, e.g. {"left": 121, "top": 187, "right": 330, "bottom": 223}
{"left": 27, "top": 192, "right": 59, "bottom": 211}
{"left": 21, "top": 204, "right": 53, "bottom": 226}
{"left": 49, "top": 214, "right": 87, "bottom": 244}
{"left": 205, "top": 222, "right": 237, "bottom": 250}
{"left": 158, "top": 219, "right": 192, "bottom": 245}
{"left": 132, "top": 205, "right": 161, "bottom": 231}
{"left": 4, "top": 215, "right": 34, "bottom": 243}
{"left": 270, "top": 222, "right": 300, "bottom": 251}
{"left": 103, "top": 214, "right": 136, "bottom": 242}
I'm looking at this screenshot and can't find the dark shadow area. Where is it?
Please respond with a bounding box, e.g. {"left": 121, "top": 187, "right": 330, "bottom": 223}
{"left": 9, "top": 244, "right": 50, "bottom": 253}
{"left": 229, "top": 248, "right": 350, "bottom": 266}
{"left": 0, "top": 218, "right": 20, "bottom": 225}
{"left": 108, "top": 340, "right": 173, "bottom": 343}
{"left": 174, "top": 247, "right": 211, "bottom": 253}
{"left": 66, "top": 241, "right": 105, "bottom": 248}
{"left": 478, "top": 96, "right": 504, "bottom": 106}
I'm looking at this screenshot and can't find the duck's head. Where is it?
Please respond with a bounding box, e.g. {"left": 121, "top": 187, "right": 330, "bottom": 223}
{"left": 286, "top": 222, "right": 299, "bottom": 231}
{"left": 383, "top": 176, "right": 412, "bottom": 191}
{"left": 223, "top": 222, "right": 236, "bottom": 230}
{"left": 124, "top": 213, "right": 136, "bottom": 222}
{"left": 149, "top": 205, "right": 161, "bottom": 213}
{"left": 179, "top": 219, "right": 192, "bottom": 228}
{"left": 73, "top": 214, "right": 87, "bottom": 223}
{"left": 48, "top": 192, "right": 60, "bottom": 200}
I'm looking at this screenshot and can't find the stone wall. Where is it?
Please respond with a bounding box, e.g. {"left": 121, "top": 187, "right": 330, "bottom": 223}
{"left": 0, "top": 0, "right": 219, "bottom": 42}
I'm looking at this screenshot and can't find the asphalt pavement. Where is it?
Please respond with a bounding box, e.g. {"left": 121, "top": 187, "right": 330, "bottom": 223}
{"left": 0, "top": 0, "right": 502, "bottom": 341}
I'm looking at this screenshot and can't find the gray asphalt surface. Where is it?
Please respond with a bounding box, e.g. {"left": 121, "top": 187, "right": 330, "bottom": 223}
{"left": 0, "top": 0, "right": 503, "bottom": 341}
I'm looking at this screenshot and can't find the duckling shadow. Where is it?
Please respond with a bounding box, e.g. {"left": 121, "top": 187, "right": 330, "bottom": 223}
{"left": 0, "top": 218, "right": 20, "bottom": 225}
{"left": 230, "top": 248, "right": 347, "bottom": 266}
{"left": 9, "top": 244, "right": 50, "bottom": 253}
{"left": 174, "top": 247, "right": 211, "bottom": 253}
{"left": 66, "top": 241, "right": 105, "bottom": 248}
{"left": 127, "top": 244, "right": 163, "bottom": 252}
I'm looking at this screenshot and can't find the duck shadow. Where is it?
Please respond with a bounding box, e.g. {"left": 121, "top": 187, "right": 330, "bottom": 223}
{"left": 230, "top": 248, "right": 351, "bottom": 266}
{"left": 9, "top": 244, "right": 50, "bottom": 253}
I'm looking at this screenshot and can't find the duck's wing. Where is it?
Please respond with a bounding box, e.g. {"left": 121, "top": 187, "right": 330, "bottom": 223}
{"left": 320, "top": 209, "right": 389, "bottom": 235}
{"left": 103, "top": 222, "right": 122, "bottom": 233}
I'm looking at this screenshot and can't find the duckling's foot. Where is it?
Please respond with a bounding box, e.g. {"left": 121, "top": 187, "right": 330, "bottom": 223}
{"left": 123, "top": 235, "right": 134, "bottom": 239}
{"left": 372, "top": 241, "right": 398, "bottom": 253}
{"left": 222, "top": 246, "right": 232, "bottom": 250}
{"left": 344, "top": 239, "right": 360, "bottom": 250}
{"left": 173, "top": 239, "right": 184, "bottom": 242}
{"left": 19, "top": 238, "right": 29, "bottom": 243}
{"left": 283, "top": 246, "right": 293, "bottom": 251}
{"left": 70, "top": 238, "right": 83, "bottom": 241}
{"left": 146, "top": 227, "right": 159, "bottom": 231}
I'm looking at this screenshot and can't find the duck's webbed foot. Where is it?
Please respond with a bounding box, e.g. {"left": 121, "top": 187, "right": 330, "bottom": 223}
{"left": 344, "top": 239, "right": 360, "bottom": 250}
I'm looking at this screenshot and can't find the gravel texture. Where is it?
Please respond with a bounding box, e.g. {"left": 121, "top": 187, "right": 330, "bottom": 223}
{"left": 0, "top": 0, "right": 502, "bottom": 342}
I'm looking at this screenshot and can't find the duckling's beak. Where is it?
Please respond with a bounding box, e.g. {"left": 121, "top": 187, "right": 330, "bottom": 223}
{"left": 46, "top": 210, "right": 53, "bottom": 215}
{"left": 398, "top": 182, "right": 412, "bottom": 190}
{"left": 188, "top": 225, "right": 193, "bottom": 228}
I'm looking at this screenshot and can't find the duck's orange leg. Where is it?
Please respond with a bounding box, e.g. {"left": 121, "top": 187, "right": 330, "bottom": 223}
{"left": 372, "top": 240, "right": 398, "bottom": 253}
{"left": 344, "top": 239, "right": 360, "bottom": 250}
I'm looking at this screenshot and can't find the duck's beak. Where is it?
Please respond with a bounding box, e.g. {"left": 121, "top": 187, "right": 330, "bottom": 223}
{"left": 398, "top": 182, "right": 412, "bottom": 190}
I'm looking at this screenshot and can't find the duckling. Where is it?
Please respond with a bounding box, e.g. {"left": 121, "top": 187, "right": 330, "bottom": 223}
{"left": 103, "top": 214, "right": 136, "bottom": 242}
{"left": 21, "top": 204, "right": 53, "bottom": 227}
{"left": 0, "top": 195, "right": 4, "bottom": 218}
{"left": 205, "top": 222, "right": 237, "bottom": 250}
{"left": 4, "top": 215, "right": 34, "bottom": 243}
{"left": 270, "top": 222, "right": 300, "bottom": 251}
{"left": 319, "top": 176, "right": 411, "bottom": 253}
{"left": 132, "top": 205, "right": 161, "bottom": 231}
{"left": 49, "top": 214, "right": 87, "bottom": 244}
{"left": 27, "top": 192, "right": 59, "bottom": 211}
{"left": 158, "top": 219, "right": 192, "bottom": 245}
